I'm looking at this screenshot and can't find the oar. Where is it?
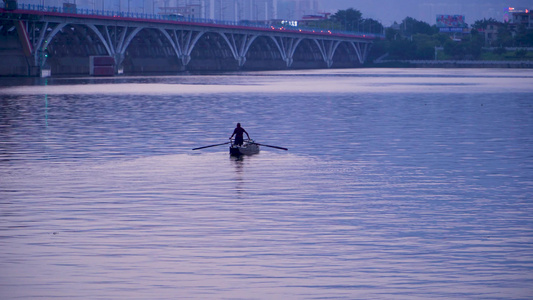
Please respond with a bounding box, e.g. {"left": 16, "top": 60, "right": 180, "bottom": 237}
{"left": 192, "top": 141, "right": 231, "bottom": 150}
{"left": 249, "top": 142, "right": 288, "bottom": 151}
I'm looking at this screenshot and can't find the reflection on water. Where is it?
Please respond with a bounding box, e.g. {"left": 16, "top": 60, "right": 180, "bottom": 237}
{"left": 1, "top": 68, "right": 533, "bottom": 96}
{"left": 0, "top": 69, "right": 532, "bottom": 299}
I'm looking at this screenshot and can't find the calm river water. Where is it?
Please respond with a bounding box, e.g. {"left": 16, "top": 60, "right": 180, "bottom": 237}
{"left": 1, "top": 69, "right": 532, "bottom": 299}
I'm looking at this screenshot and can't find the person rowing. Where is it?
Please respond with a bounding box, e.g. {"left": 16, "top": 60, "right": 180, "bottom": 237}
{"left": 193, "top": 123, "right": 286, "bottom": 152}
{"left": 229, "top": 123, "right": 250, "bottom": 146}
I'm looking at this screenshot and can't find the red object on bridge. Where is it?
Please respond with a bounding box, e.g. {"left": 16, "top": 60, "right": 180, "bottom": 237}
{"left": 90, "top": 56, "right": 115, "bottom": 76}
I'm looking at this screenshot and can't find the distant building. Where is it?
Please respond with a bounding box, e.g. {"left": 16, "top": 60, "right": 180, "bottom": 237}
{"left": 296, "top": 0, "right": 319, "bottom": 19}
{"left": 277, "top": 0, "right": 297, "bottom": 20}
{"left": 277, "top": 0, "right": 319, "bottom": 21}
{"left": 511, "top": 10, "right": 533, "bottom": 30}
{"left": 159, "top": 3, "right": 202, "bottom": 19}
{"left": 297, "top": 12, "right": 330, "bottom": 27}
{"left": 482, "top": 21, "right": 501, "bottom": 46}
{"left": 474, "top": 9, "right": 532, "bottom": 46}
{"left": 238, "top": 0, "right": 277, "bottom": 21}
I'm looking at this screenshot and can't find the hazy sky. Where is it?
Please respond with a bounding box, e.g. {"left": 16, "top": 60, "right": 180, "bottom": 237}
{"left": 19, "top": 0, "right": 533, "bottom": 25}
{"left": 320, "top": 0, "right": 533, "bottom": 26}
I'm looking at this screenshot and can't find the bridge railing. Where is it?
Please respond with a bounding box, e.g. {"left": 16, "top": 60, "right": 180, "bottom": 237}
{"left": 5, "top": 3, "right": 384, "bottom": 39}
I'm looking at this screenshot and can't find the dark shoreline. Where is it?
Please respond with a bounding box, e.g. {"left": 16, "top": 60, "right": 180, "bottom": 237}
{"left": 370, "top": 60, "right": 533, "bottom": 68}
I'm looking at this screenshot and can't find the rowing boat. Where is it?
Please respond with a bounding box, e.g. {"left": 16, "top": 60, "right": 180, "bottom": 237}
{"left": 193, "top": 139, "right": 285, "bottom": 154}
{"left": 229, "top": 139, "right": 260, "bottom": 156}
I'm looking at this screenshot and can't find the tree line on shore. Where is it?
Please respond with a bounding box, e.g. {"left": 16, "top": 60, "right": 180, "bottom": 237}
{"left": 305, "top": 8, "right": 533, "bottom": 62}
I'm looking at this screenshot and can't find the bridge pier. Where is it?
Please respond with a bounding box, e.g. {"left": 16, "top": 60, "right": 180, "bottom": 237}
{"left": 220, "top": 33, "right": 258, "bottom": 68}
{"left": 181, "top": 54, "right": 191, "bottom": 66}
{"left": 161, "top": 29, "right": 205, "bottom": 68}
{"left": 270, "top": 36, "right": 302, "bottom": 68}
{"left": 284, "top": 58, "right": 293, "bottom": 68}
{"left": 313, "top": 39, "right": 342, "bottom": 68}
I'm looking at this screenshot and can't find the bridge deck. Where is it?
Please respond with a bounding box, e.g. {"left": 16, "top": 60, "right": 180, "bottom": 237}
{"left": 2, "top": 3, "right": 381, "bottom": 40}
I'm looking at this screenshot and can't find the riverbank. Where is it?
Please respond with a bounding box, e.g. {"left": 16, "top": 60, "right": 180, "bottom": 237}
{"left": 371, "top": 60, "right": 533, "bottom": 68}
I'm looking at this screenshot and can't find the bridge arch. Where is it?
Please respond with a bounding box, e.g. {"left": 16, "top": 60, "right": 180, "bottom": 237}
{"left": 188, "top": 31, "right": 239, "bottom": 71}
{"left": 329, "top": 41, "right": 364, "bottom": 68}
{"left": 244, "top": 35, "right": 285, "bottom": 70}
{"left": 159, "top": 28, "right": 205, "bottom": 66}
{"left": 269, "top": 36, "right": 303, "bottom": 68}
{"left": 313, "top": 39, "right": 342, "bottom": 68}
{"left": 291, "top": 38, "right": 327, "bottom": 69}
{"left": 218, "top": 32, "right": 258, "bottom": 67}
{"left": 37, "top": 22, "right": 113, "bottom": 71}
{"left": 121, "top": 27, "right": 183, "bottom": 73}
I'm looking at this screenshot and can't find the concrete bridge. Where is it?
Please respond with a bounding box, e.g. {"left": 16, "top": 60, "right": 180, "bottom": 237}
{"left": 0, "top": 3, "right": 380, "bottom": 76}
